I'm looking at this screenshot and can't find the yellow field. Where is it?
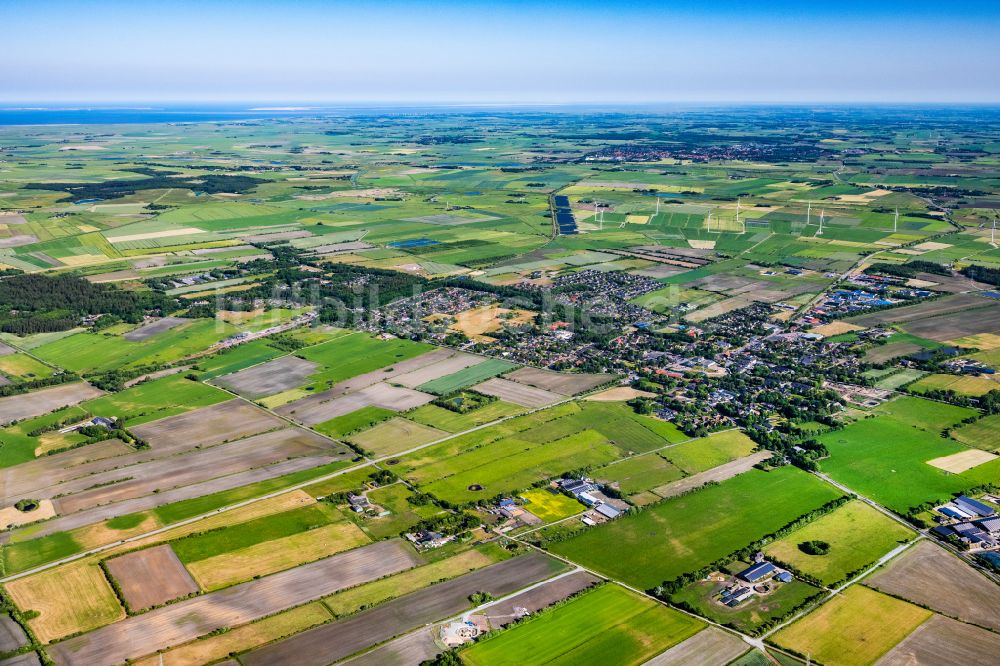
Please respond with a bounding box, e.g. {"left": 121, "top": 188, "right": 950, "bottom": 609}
{"left": 518, "top": 489, "right": 584, "bottom": 522}
{"left": 186, "top": 521, "right": 370, "bottom": 591}
{"left": 131, "top": 601, "right": 332, "bottom": 666}
{"left": 910, "top": 373, "right": 999, "bottom": 397}
{"left": 449, "top": 304, "right": 535, "bottom": 341}
{"left": 105, "top": 227, "right": 204, "bottom": 243}
{"left": 927, "top": 449, "right": 998, "bottom": 473}
{"left": 809, "top": 321, "right": 865, "bottom": 337}
{"left": 772, "top": 586, "right": 931, "bottom": 666}
{"left": 6, "top": 561, "right": 124, "bottom": 643}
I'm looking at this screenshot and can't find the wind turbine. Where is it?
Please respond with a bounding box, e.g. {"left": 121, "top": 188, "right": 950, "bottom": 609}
{"left": 706, "top": 208, "right": 713, "bottom": 232}
{"left": 736, "top": 197, "right": 743, "bottom": 233}
{"left": 991, "top": 215, "right": 997, "bottom": 248}
{"left": 817, "top": 209, "right": 825, "bottom": 236}
{"left": 807, "top": 201, "right": 812, "bottom": 228}
{"left": 655, "top": 196, "right": 661, "bottom": 216}
{"left": 894, "top": 207, "right": 899, "bottom": 233}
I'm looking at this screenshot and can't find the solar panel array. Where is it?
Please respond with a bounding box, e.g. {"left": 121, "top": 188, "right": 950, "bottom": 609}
{"left": 553, "top": 195, "right": 578, "bottom": 235}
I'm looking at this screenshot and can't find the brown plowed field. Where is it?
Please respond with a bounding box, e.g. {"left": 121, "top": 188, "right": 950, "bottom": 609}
{"left": 642, "top": 627, "right": 747, "bottom": 666}
{"left": 865, "top": 540, "right": 1000, "bottom": 631}
{"left": 122, "top": 317, "right": 186, "bottom": 342}
{"left": 213, "top": 356, "right": 319, "bottom": 398}
{"left": 472, "top": 378, "right": 563, "bottom": 408}
{"left": 277, "top": 383, "right": 434, "bottom": 425}
{"left": 505, "top": 367, "right": 614, "bottom": 396}
{"left": 480, "top": 571, "right": 599, "bottom": 629}
{"left": 130, "top": 400, "right": 283, "bottom": 449}
{"left": 48, "top": 540, "right": 421, "bottom": 666}
{"left": 339, "top": 627, "right": 440, "bottom": 666}
{"left": 104, "top": 545, "right": 198, "bottom": 610}
{"left": 0, "top": 383, "right": 104, "bottom": 425}
{"left": 876, "top": 614, "right": 1000, "bottom": 666}
{"left": 242, "top": 552, "right": 566, "bottom": 666}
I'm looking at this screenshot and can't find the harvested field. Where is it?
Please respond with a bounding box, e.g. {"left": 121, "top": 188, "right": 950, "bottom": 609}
{"left": 505, "top": 367, "right": 614, "bottom": 396}
{"left": 585, "top": 386, "right": 656, "bottom": 401}
{"left": 865, "top": 540, "right": 1000, "bottom": 631}
{"left": 472, "top": 378, "right": 563, "bottom": 408}
{"left": 0, "top": 615, "right": 28, "bottom": 653}
{"left": 348, "top": 418, "right": 448, "bottom": 457}
{"left": 0, "top": 499, "right": 55, "bottom": 529}
{"left": 47, "top": 540, "right": 421, "bottom": 666}
{"left": 771, "top": 586, "right": 931, "bottom": 666}
{"left": 392, "top": 352, "right": 485, "bottom": 388}
{"left": 448, "top": 305, "right": 534, "bottom": 341}
{"left": 0, "top": 653, "right": 40, "bottom": 666}
{"left": 213, "top": 356, "right": 319, "bottom": 398}
{"left": 0, "top": 383, "right": 104, "bottom": 426}
{"left": 651, "top": 451, "right": 772, "bottom": 499}
{"left": 864, "top": 342, "right": 923, "bottom": 364}
{"left": 122, "top": 317, "right": 186, "bottom": 342}
{"left": 927, "top": 448, "right": 997, "bottom": 473}
{"left": 130, "top": 602, "right": 332, "bottom": 666}
{"left": 185, "top": 521, "right": 370, "bottom": 591}
{"left": 104, "top": 545, "right": 198, "bottom": 610}
{"left": 0, "top": 342, "right": 16, "bottom": 357}
{"left": 479, "top": 570, "right": 600, "bottom": 629}
{"left": 0, "top": 440, "right": 133, "bottom": 503}
{"left": 51, "top": 427, "right": 334, "bottom": 515}
{"left": 129, "top": 400, "right": 283, "bottom": 449}
{"left": 277, "top": 383, "right": 434, "bottom": 426}
{"left": 6, "top": 452, "right": 342, "bottom": 543}
{"left": 7, "top": 561, "right": 124, "bottom": 644}
{"left": 643, "top": 627, "right": 747, "bottom": 666}
{"left": 876, "top": 614, "right": 1000, "bottom": 666}
{"left": 241, "top": 552, "right": 566, "bottom": 666}
{"left": 340, "top": 627, "right": 440, "bottom": 666}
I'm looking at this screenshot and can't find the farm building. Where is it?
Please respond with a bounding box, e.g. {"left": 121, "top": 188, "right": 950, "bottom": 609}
{"left": 594, "top": 504, "right": 621, "bottom": 520}
{"left": 955, "top": 496, "right": 996, "bottom": 518}
{"left": 738, "top": 561, "right": 778, "bottom": 583}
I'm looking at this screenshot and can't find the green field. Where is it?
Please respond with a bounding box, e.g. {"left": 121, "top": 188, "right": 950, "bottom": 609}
{"left": 461, "top": 584, "right": 704, "bottom": 666}
{"left": 312, "top": 406, "right": 396, "bottom": 438}
{"left": 764, "top": 500, "right": 915, "bottom": 585}
{"left": 417, "top": 358, "right": 518, "bottom": 395}
{"left": 549, "top": 466, "right": 842, "bottom": 590}
{"left": 294, "top": 332, "right": 433, "bottom": 389}
{"left": 81, "top": 374, "right": 231, "bottom": 426}
{"left": 819, "top": 397, "right": 1000, "bottom": 515}
{"left": 951, "top": 415, "right": 1000, "bottom": 452}
{"left": 406, "top": 401, "right": 525, "bottom": 433}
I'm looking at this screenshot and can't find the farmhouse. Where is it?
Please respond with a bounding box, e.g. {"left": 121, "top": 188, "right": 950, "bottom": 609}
{"left": 738, "top": 561, "right": 778, "bottom": 583}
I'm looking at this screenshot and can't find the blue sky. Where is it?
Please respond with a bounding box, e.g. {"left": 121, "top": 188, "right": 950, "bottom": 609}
{"left": 3, "top": 0, "right": 999, "bottom": 104}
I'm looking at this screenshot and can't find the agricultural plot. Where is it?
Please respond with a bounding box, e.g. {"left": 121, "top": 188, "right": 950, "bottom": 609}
{"left": 121, "top": 316, "right": 186, "bottom": 341}
{"left": 763, "top": 500, "right": 914, "bottom": 585}
{"left": 0, "top": 383, "right": 104, "bottom": 426}
{"left": 46, "top": 540, "right": 421, "bottom": 666}
{"left": 406, "top": 400, "right": 525, "bottom": 433}
{"left": 909, "top": 372, "right": 999, "bottom": 396}
{"left": 243, "top": 552, "right": 568, "bottom": 666}
{"left": 417, "top": 358, "right": 518, "bottom": 395}
{"left": 771, "top": 586, "right": 931, "bottom": 666}
{"left": 390, "top": 352, "right": 487, "bottom": 388}
{"left": 346, "top": 417, "right": 447, "bottom": 456}
{"left": 865, "top": 540, "right": 1000, "bottom": 631}
{"left": 472, "top": 377, "right": 564, "bottom": 407}
{"left": 104, "top": 544, "right": 198, "bottom": 610}
{"left": 505, "top": 366, "right": 616, "bottom": 395}
{"left": 548, "top": 467, "right": 842, "bottom": 590}
{"left": 129, "top": 399, "right": 283, "bottom": 449}
{"left": 642, "top": 627, "right": 748, "bottom": 666}
{"left": 951, "top": 414, "right": 1000, "bottom": 451}
{"left": 292, "top": 332, "right": 434, "bottom": 388}
{"left": 817, "top": 397, "right": 1000, "bottom": 514}
{"left": 277, "top": 382, "right": 435, "bottom": 425}
{"left": 877, "top": 614, "right": 1000, "bottom": 666}
{"left": 518, "top": 488, "right": 584, "bottom": 522}
{"left": 213, "top": 355, "right": 318, "bottom": 399}
{"left": 0, "top": 354, "right": 54, "bottom": 381}
{"left": 461, "top": 584, "right": 704, "bottom": 666}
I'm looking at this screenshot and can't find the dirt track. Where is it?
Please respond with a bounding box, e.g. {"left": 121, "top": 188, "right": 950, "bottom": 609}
{"left": 242, "top": 552, "right": 565, "bottom": 666}
{"left": 48, "top": 540, "right": 421, "bottom": 666}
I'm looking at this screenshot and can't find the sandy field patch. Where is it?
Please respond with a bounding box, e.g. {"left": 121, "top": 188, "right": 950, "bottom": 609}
{"left": 688, "top": 239, "right": 716, "bottom": 249}
{"left": 626, "top": 214, "right": 649, "bottom": 224}
{"left": 349, "top": 418, "right": 448, "bottom": 457}
{"left": 652, "top": 452, "right": 772, "bottom": 500}
{"left": 7, "top": 561, "right": 124, "bottom": 644}
{"left": 834, "top": 189, "right": 892, "bottom": 203}
{"left": 122, "top": 316, "right": 187, "bottom": 341}
{"left": 904, "top": 277, "right": 939, "bottom": 288}
{"left": 47, "top": 540, "right": 421, "bottom": 666}
{"left": 105, "top": 227, "right": 204, "bottom": 243}
{"left": 0, "top": 382, "right": 104, "bottom": 426}
{"left": 927, "top": 448, "right": 997, "bottom": 473}
{"left": 0, "top": 235, "right": 39, "bottom": 248}
{"left": 186, "top": 521, "right": 370, "bottom": 591}
{"left": 585, "top": 386, "right": 656, "bottom": 401}
{"left": 0, "top": 214, "right": 27, "bottom": 225}
{"left": 0, "top": 499, "right": 55, "bottom": 530}
{"left": 472, "top": 378, "right": 563, "bottom": 408}
{"left": 865, "top": 540, "right": 1000, "bottom": 631}
{"left": 952, "top": 332, "right": 1000, "bottom": 351}
{"left": 877, "top": 614, "right": 1000, "bottom": 666}
{"left": 810, "top": 321, "right": 865, "bottom": 337}
{"left": 105, "top": 544, "right": 198, "bottom": 610}
{"left": 448, "top": 305, "right": 535, "bottom": 342}
{"left": 912, "top": 241, "right": 953, "bottom": 251}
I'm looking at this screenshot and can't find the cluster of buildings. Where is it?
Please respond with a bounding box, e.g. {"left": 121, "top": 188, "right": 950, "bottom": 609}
{"left": 715, "top": 559, "right": 794, "bottom": 608}
{"left": 933, "top": 495, "right": 1000, "bottom": 551}
{"left": 556, "top": 478, "right": 629, "bottom": 525}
